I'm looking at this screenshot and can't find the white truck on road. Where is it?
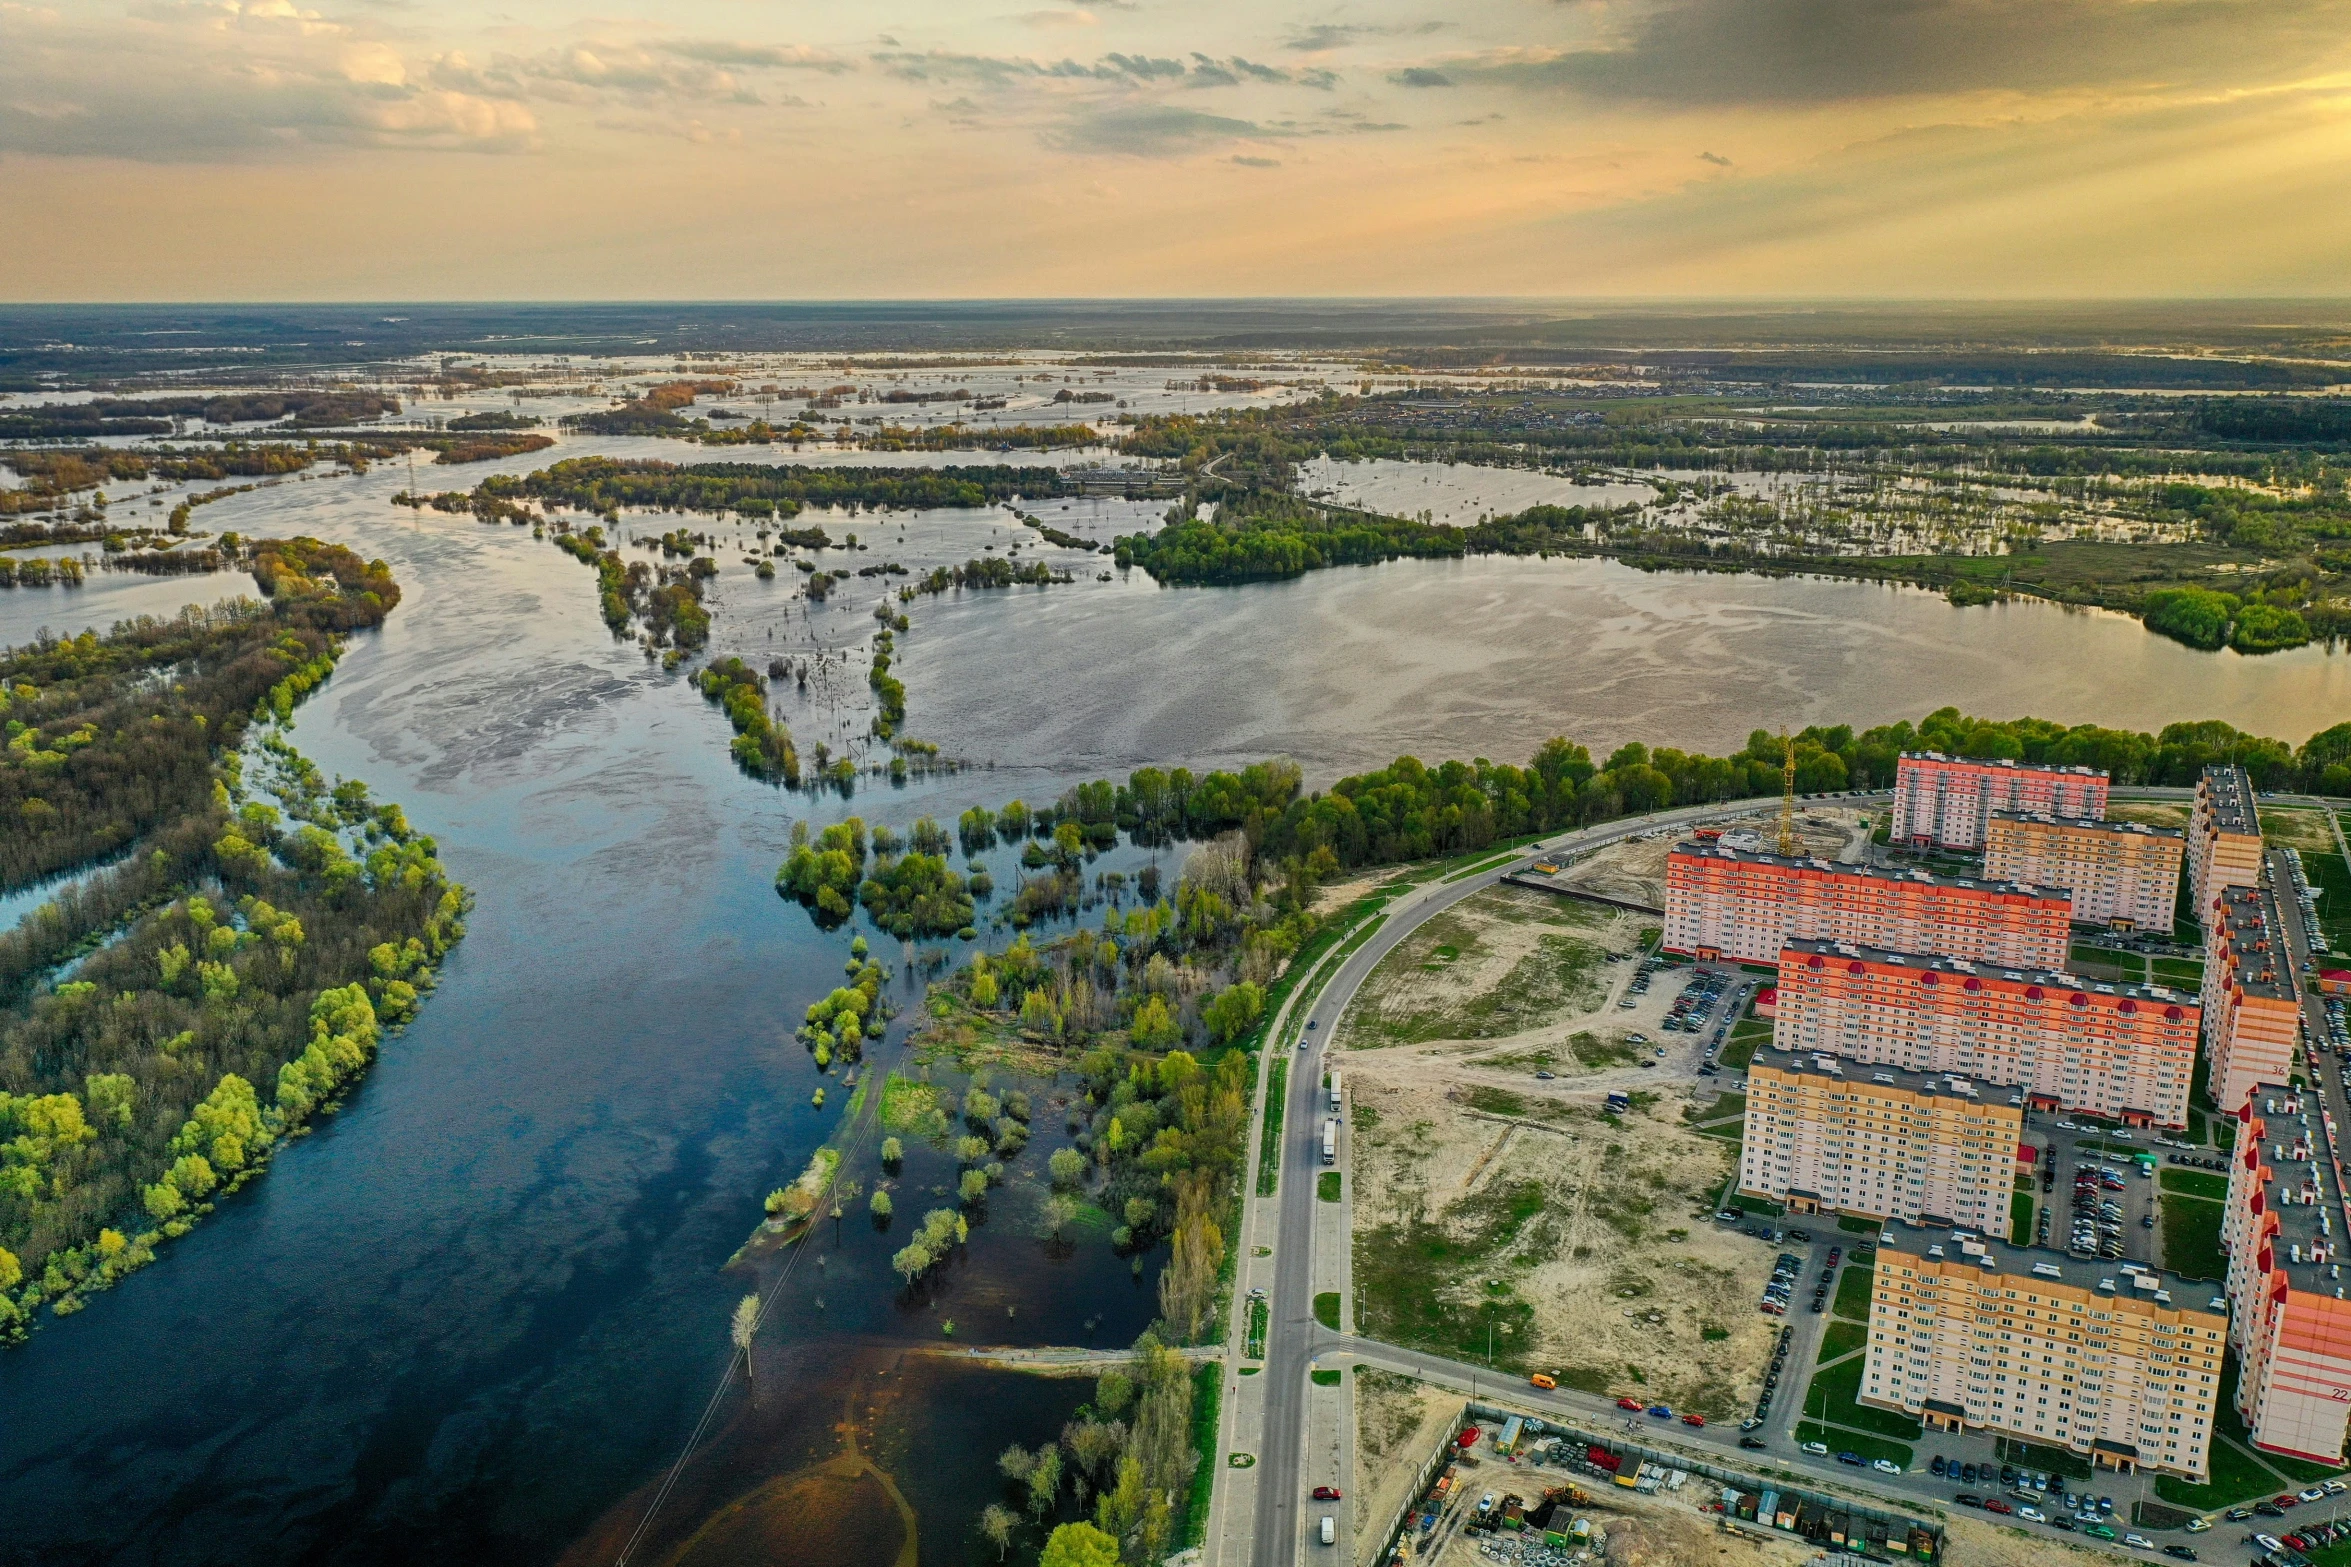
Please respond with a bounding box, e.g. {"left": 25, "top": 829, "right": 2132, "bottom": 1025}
{"left": 1320, "top": 1118, "right": 1337, "bottom": 1164}
{"left": 1327, "top": 1071, "right": 1341, "bottom": 1110}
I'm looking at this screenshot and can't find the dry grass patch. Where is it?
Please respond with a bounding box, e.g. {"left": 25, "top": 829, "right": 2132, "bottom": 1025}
{"left": 1337, "top": 886, "right": 1630, "bottom": 1054}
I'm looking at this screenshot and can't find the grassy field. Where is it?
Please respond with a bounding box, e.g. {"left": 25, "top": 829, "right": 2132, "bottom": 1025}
{"left": 1338, "top": 887, "right": 1624, "bottom": 1051}
{"left": 2153, "top": 957, "right": 2206, "bottom": 988}
{"left": 1817, "top": 1320, "right": 1868, "bottom": 1362}
{"left": 1318, "top": 1171, "right": 1341, "bottom": 1202}
{"left": 1256, "top": 1058, "right": 1288, "bottom": 1197}
{"left": 2161, "top": 1168, "right": 2229, "bottom": 1199}
{"left": 1310, "top": 1367, "right": 1343, "bottom": 1386}
{"left": 2011, "top": 1186, "right": 2035, "bottom": 1243}
{"left": 2153, "top": 1433, "right": 2282, "bottom": 1510}
{"left": 1995, "top": 1437, "right": 2094, "bottom": 1480}
{"left": 1803, "top": 1354, "right": 1922, "bottom": 1441}
{"left": 2069, "top": 943, "right": 2146, "bottom": 983}
{"left": 1833, "top": 1265, "right": 1875, "bottom": 1322}
{"left": 1719, "top": 1020, "right": 1772, "bottom": 1071}
{"left": 1314, "top": 1292, "right": 1342, "bottom": 1331}
{"left": 1178, "top": 1362, "right": 1222, "bottom": 1550}
{"left": 2161, "top": 1193, "right": 2227, "bottom": 1281}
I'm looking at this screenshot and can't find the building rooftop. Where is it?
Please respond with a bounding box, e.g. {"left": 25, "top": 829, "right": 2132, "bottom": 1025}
{"left": 2242, "top": 1084, "right": 2351, "bottom": 1301}
{"left": 1876, "top": 1219, "right": 2228, "bottom": 1318}
{"left": 2214, "top": 883, "right": 2300, "bottom": 1003}
{"left": 1749, "top": 1044, "right": 2018, "bottom": 1104}
{"left": 1899, "top": 751, "right": 2109, "bottom": 779}
{"left": 1990, "top": 809, "right": 2184, "bottom": 842}
{"left": 2201, "top": 764, "right": 2261, "bottom": 837}
{"left": 1783, "top": 938, "right": 2196, "bottom": 1009}
{"left": 1672, "top": 842, "right": 2065, "bottom": 902}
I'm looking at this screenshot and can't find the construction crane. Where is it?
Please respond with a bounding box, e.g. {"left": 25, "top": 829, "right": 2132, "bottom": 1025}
{"left": 1778, "top": 729, "right": 1799, "bottom": 857}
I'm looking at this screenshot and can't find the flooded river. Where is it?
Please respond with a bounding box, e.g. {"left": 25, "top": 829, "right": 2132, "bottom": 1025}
{"left": 0, "top": 436, "right": 2347, "bottom": 1566}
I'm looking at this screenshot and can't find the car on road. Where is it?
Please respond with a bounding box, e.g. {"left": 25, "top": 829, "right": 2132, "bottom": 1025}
{"left": 1533, "top": 1071, "right": 1554, "bottom": 1080}
{"left": 2083, "top": 1523, "right": 2116, "bottom": 1541}
{"left": 1312, "top": 1485, "right": 1342, "bottom": 1500}
{"left": 1739, "top": 1437, "right": 1767, "bottom": 1450}
{"left": 1982, "top": 1498, "right": 2013, "bottom": 1515}
{"left": 2184, "top": 1516, "right": 2212, "bottom": 1532}
{"left": 1647, "top": 1404, "right": 1672, "bottom": 1419}
{"left": 1305, "top": 1020, "right": 1318, "bottom": 1030}
{"left": 1954, "top": 1493, "right": 1982, "bottom": 1509}
{"left": 2018, "top": 1506, "right": 2047, "bottom": 1522}
{"left": 1872, "top": 1459, "right": 1902, "bottom": 1474}
{"left": 2225, "top": 1508, "right": 2255, "bottom": 1522}
{"left": 1617, "top": 1397, "right": 1645, "bottom": 1411}
{"left": 1681, "top": 1414, "right": 1706, "bottom": 1427}
{"left": 1836, "top": 1451, "right": 1863, "bottom": 1467}
{"left": 2162, "top": 1548, "right": 2197, "bottom": 1562}
{"left": 1928, "top": 1455, "right": 1946, "bottom": 1476}
{"left": 2301, "top": 1488, "right": 2328, "bottom": 1503}
{"left": 1800, "top": 1442, "right": 1828, "bottom": 1457}
{"left": 2252, "top": 1533, "right": 2286, "bottom": 1554}
{"left": 2274, "top": 1493, "right": 2302, "bottom": 1509}
{"left": 1529, "top": 1374, "right": 1557, "bottom": 1390}
{"left": 2124, "top": 1533, "right": 2155, "bottom": 1549}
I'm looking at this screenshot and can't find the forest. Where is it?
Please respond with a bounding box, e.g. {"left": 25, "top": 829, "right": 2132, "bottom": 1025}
{"left": 0, "top": 389, "right": 399, "bottom": 441}
{"left": 1112, "top": 496, "right": 1626, "bottom": 585}
{"left": 476, "top": 457, "right": 1068, "bottom": 521}
{"left": 0, "top": 540, "right": 464, "bottom": 1342}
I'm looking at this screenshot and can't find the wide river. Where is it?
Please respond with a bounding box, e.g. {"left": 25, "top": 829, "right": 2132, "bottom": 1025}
{"left": 0, "top": 444, "right": 2346, "bottom": 1566}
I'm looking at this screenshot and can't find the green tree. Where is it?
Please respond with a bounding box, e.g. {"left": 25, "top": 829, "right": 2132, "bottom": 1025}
{"left": 870, "top": 1188, "right": 893, "bottom": 1220}
{"left": 1027, "top": 1444, "right": 1063, "bottom": 1521}
{"left": 1049, "top": 1147, "right": 1086, "bottom": 1188}
{"left": 1039, "top": 1522, "right": 1120, "bottom": 1567}
{"left": 980, "top": 1503, "right": 1017, "bottom": 1561}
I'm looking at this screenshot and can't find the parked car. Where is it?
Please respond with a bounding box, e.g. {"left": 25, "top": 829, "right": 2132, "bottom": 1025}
{"left": 1740, "top": 1436, "right": 1767, "bottom": 1450}
{"left": 1836, "top": 1451, "right": 1864, "bottom": 1467}
{"left": 1800, "top": 1442, "right": 1828, "bottom": 1457}
{"left": 1872, "top": 1459, "right": 1902, "bottom": 1475}
{"left": 2162, "top": 1548, "right": 2198, "bottom": 1562}
{"left": 1954, "top": 1494, "right": 1983, "bottom": 1509}
{"left": 1983, "top": 1499, "right": 2014, "bottom": 1516}
{"left": 2018, "top": 1506, "right": 2047, "bottom": 1522}
{"left": 1929, "top": 1456, "right": 1947, "bottom": 1476}
{"left": 1616, "top": 1397, "right": 1644, "bottom": 1412}
{"left": 1312, "top": 1485, "right": 1342, "bottom": 1500}
{"left": 1646, "top": 1404, "right": 1672, "bottom": 1419}
{"left": 1681, "top": 1414, "right": 1706, "bottom": 1427}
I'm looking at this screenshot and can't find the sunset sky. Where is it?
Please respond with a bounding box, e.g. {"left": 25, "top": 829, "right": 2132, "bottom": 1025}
{"left": 7, "top": 0, "right": 2351, "bottom": 300}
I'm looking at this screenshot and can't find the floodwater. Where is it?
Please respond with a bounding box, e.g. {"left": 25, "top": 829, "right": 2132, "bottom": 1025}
{"left": 3, "top": 434, "right": 2351, "bottom": 1567}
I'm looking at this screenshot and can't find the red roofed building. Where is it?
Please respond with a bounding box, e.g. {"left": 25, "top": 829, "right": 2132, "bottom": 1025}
{"left": 2224, "top": 1088, "right": 2351, "bottom": 1466}
{"left": 1891, "top": 752, "right": 2109, "bottom": 851}
{"left": 1772, "top": 940, "right": 2199, "bottom": 1127}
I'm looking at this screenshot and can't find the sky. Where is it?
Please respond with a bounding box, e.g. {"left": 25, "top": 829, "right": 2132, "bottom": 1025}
{"left": 5, "top": 0, "right": 2351, "bottom": 301}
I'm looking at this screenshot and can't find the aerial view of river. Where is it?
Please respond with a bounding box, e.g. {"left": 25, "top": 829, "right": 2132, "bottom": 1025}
{"left": 1, "top": 438, "right": 2348, "bottom": 1566}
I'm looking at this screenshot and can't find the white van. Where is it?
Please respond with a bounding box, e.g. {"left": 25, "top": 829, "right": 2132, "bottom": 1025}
{"left": 1319, "top": 1516, "right": 1335, "bottom": 1546}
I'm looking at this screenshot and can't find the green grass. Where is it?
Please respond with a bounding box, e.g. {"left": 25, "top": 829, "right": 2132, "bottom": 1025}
{"left": 2161, "top": 1168, "right": 2229, "bottom": 1199}
{"left": 1817, "top": 1320, "right": 1868, "bottom": 1362}
{"left": 1994, "top": 1437, "right": 2094, "bottom": 1480}
{"left": 1310, "top": 1368, "right": 1343, "bottom": 1387}
{"left": 1837, "top": 1215, "right": 1879, "bottom": 1234}
{"left": 2153, "top": 1435, "right": 2282, "bottom": 1510}
{"left": 1442, "top": 849, "right": 1523, "bottom": 883}
{"left": 1803, "top": 1352, "right": 1921, "bottom": 1441}
{"left": 1793, "top": 1422, "right": 1912, "bottom": 1469}
{"left": 1177, "top": 1362, "right": 1221, "bottom": 1551}
{"left": 1354, "top": 1182, "right": 1544, "bottom": 1370}
{"left": 2161, "top": 1194, "right": 2228, "bottom": 1281}
{"left": 1726, "top": 1192, "right": 1785, "bottom": 1216}
{"left": 2011, "top": 1188, "right": 2035, "bottom": 1242}
{"left": 2258, "top": 1449, "right": 2351, "bottom": 1484}
{"left": 1832, "top": 1265, "right": 1876, "bottom": 1322}
{"left": 1313, "top": 1292, "right": 1341, "bottom": 1332}
{"left": 1255, "top": 1058, "right": 1288, "bottom": 1197}
{"left": 2153, "top": 957, "right": 2206, "bottom": 987}
{"left": 1318, "top": 1171, "right": 1341, "bottom": 1203}
{"left": 1245, "top": 1297, "right": 1269, "bottom": 1359}
{"left": 1465, "top": 1086, "right": 1527, "bottom": 1116}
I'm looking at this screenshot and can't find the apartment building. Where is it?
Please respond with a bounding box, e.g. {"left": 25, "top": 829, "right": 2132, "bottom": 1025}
{"left": 1739, "top": 1049, "right": 2021, "bottom": 1233}
{"left": 2202, "top": 882, "right": 2304, "bottom": 1114}
{"left": 1890, "top": 752, "right": 2110, "bottom": 851}
{"left": 2223, "top": 1087, "right": 2351, "bottom": 1466}
{"left": 1772, "top": 940, "right": 2200, "bottom": 1128}
{"left": 1664, "top": 843, "right": 2072, "bottom": 969}
{"left": 1982, "top": 811, "right": 2184, "bottom": 933}
{"left": 2188, "top": 764, "right": 2266, "bottom": 917}
{"left": 1861, "top": 1226, "right": 2226, "bottom": 1481}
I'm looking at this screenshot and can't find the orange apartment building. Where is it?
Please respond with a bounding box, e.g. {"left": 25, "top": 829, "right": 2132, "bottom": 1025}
{"left": 1771, "top": 940, "right": 2200, "bottom": 1128}
{"left": 2202, "top": 883, "right": 2304, "bottom": 1114}
{"left": 1982, "top": 811, "right": 2185, "bottom": 933}
{"left": 1890, "top": 752, "right": 2110, "bottom": 851}
{"left": 2223, "top": 1087, "right": 2351, "bottom": 1467}
{"left": 1663, "top": 843, "right": 2072, "bottom": 969}
{"left": 1739, "top": 1049, "right": 2021, "bottom": 1232}
{"left": 2189, "top": 764, "right": 2266, "bottom": 918}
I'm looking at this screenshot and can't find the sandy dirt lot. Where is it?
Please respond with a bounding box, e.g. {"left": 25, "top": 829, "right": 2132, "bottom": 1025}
{"left": 1353, "top": 1369, "right": 1460, "bottom": 1561}
{"left": 2260, "top": 806, "right": 2338, "bottom": 853}
{"left": 1349, "top": 1061, "right": 1775, "bottom": 1423}
{"left": 2108, "top": 802, "right": 2192, "bottom": 830}
{"left": 1336, "top": 885, "right": 1647, "bottom": 1068}
{"left": 1555, "top": 810, "right": 1868, "bottom": 909}
{"left": 1416, "top": 1480, "right": 1825, "bottom": 1567}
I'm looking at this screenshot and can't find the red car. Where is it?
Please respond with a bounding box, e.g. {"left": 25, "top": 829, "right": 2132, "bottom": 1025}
{"left": 1617, "top": 1397, "right": 1645, "bottom": 1412}
{"left": 1982, "top": 1499, "right": 2014, "bottom": 1516}
{"left": 1312, "top": 1485, "right": 1343, "bottom": 1501}
{"left": 2277, "top": 1494, "right": 2302, "bottom": 1509}
{"left": 1681, "top": 1414, "right": 1707, "bottom": 1427}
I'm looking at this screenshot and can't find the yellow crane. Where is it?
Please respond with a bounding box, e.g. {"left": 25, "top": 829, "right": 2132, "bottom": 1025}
{"left": 1778, "top": 729, "right": 1798, "bottom": 856}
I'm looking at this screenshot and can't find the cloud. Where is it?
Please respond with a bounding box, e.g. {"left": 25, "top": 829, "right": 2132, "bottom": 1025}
{"left": 1698, "top": 149, "right": 1732, "bottom": 166}
{"left": 1389, "top": 67, "right": 1452, "bottom": 88}
{"left": 1286, "top": 24, "right": 1372, "bottom": 52}
{"left": 1046, "top": 102, "right": 1278, "bottom": 156}
{"left": 1018, "top": 8, "right": 1098, "bottom": 27}
{"left": 656, "top": 40, "right": 850, "bottom": 73}
{"left": 1447, "top": 0, "right": 2351, "bottom": 106}
{"left": 1232, "top": 154, "right": 1281, "bottom": 166}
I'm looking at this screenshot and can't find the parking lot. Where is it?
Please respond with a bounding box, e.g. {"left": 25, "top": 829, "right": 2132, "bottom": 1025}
{"left": 2023, "top": 1127, "right": 2162, "bottom": 1260}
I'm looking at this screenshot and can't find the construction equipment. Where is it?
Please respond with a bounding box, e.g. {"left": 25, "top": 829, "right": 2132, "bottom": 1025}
{"left": 1777, "top": 729, "right": 1798, "bottom": 856}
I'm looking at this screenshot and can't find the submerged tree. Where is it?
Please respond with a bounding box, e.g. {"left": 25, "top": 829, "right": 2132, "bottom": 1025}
{"left": 730, "top": 1293, "right": 760, "bottom": 1383}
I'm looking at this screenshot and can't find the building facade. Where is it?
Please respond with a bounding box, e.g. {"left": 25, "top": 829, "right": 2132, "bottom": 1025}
{"left": 1664, "top": 843, "right": 2072, "bottom": 969}
{"left": 1739, "top": 1050, "right": 2021, "bottom": 1232}
{"left": 1771, "top": 940, "right": 2199, "bottom": 1128}
{"left": 1982, "top": 811, "right": 2184, "bottom": 932}
{"left": 2223, "top": 1088, "right": 2351, "bottom": 1466}
{"left": 1890, "top": 752, "right": 2110, "bottom": 851}
{"left": 1861, "top": 1228, "right": 2225, "bottom": 1481}
{"left": 2188, "top": 765, "right": 2266, "bottom": 918}
{"left": 2201, "top": 883, "right": 2304, "bottom": 1114}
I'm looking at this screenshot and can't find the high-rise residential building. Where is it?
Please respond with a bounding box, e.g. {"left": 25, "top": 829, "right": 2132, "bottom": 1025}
{"left": 1983, "top": 811, "right": 2184, "bottom": 933}
{"left": 1772, "top": 940, "right": 2199, "bottom": 1128}
{"left": 2223, "top": 1087, "right": 2351, "bottom": 1466}
{"left": 1739, "top": 1049, "right": 2022, "bottom": 1232}
{"left": 1862, "top": 1228, "right": 2225, "bottom": 1481}
{"left": 1890, "top": 752, "right": 2110, "bottom": 851}
{"left": 2202, "top": 882, "right": 2303, "bottom": 1114}
{"left": 2188, "top": 765, "right": 2266, "bottom": 918}
{"left": 1664, "top": 843, "right": 2071, "bottom": 969}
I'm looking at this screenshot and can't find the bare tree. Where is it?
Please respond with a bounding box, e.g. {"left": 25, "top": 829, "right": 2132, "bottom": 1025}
{"left": 730, "top": 1293, "right": 760, "bottom": 1383}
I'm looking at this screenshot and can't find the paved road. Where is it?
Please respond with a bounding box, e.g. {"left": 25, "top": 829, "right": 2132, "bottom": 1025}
{"left": 1243, "top": 792, "right": 1894, "bottom": 1567}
